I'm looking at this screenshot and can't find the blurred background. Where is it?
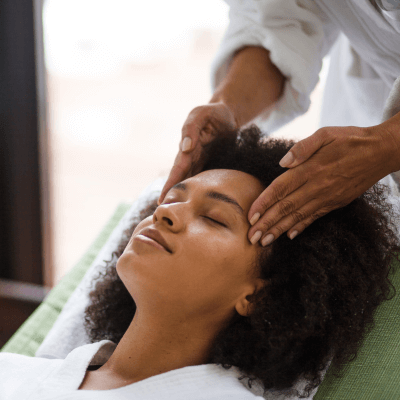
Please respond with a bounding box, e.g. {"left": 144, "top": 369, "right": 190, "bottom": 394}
{"left": 0, "top": 0, "right": 329, "bottom": 347}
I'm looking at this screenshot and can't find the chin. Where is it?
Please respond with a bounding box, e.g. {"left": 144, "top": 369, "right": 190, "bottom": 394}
{"left": 116, "top": 249, "right": 138, "bottom": 273}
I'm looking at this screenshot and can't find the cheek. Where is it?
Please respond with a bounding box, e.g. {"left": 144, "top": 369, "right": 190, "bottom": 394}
{"left": 178, "top": 230, "right": 248, "bottom": 295}
{"left": 183, "top": 223, "right": 254, "bottom": 278}
{"left": 132, "top": 216, "right": 152, "bottom": 234}
{"left": 187, "top": 225, "right": 234, "bottom": 263}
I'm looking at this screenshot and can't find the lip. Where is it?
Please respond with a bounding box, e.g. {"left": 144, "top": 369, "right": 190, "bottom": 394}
{"left": 137, "top": 227, "right": 172, "bottom": 253}
{"left": 135, "top": 235, "right": 169, "bottom": 253}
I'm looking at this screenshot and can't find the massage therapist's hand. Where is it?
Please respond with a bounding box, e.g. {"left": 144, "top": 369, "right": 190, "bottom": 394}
{"left": 158, "top": 102, "right": 237, "bottom": 205}
{"left": 248, "top": 123, "right": 400, "bottom": 247}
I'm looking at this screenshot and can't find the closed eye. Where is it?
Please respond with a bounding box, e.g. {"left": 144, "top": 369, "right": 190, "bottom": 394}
{"left": 204, "top": 216, "right": 226, "bottom": 227}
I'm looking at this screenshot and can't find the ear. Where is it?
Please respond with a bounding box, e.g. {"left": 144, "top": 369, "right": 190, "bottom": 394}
{"left": 235, "top": 279, "right": 267, "bottom": 317}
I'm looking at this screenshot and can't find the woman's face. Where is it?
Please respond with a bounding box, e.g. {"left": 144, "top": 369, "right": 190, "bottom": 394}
{"left": 117, "top": 169, "right": 266, "bottom": 322}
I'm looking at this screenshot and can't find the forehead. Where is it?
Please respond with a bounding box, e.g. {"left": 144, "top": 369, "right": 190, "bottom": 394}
{"left": 184, "top": 169, "right": 264, "bottom": 208}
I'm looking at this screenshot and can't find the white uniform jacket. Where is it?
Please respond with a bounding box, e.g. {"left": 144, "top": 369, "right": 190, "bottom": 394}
{"left": 211, "top": 0, "right": 400, "bottom": 133}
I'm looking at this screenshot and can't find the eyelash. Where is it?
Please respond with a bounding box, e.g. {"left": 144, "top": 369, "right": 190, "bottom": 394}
{"left": 204, "top": 216, "right": 226, "bottom": 227}
{"left": 160, "top": 202, "right": 227, "bottom": 228}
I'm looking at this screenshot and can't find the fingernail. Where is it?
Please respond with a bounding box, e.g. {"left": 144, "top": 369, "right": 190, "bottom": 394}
{"left": 261, "top": 234, "right": 274, "bottom": 246}
{"left": 182, "top": 137, "right": 192, "bottom": 152}
{"left": 249, "top": 212, "right": 260, "bottom": 226}
{"left": 279, "top": 151, "right": 294, "bottom": 168}
{"left": 250, "top": 230, "right": 262, "bottom": 245}
{"left": 289, "top": 230, "right": 298, "bottom": 240}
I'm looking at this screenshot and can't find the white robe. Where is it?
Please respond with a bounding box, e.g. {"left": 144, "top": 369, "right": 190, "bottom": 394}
{"left": 211, "top": 0, "right": 400, "bottom": 133}
{"left": 0, "top": 340, "right": 266, "bottom": 399}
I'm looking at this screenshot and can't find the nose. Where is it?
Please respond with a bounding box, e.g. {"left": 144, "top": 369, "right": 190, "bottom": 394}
{"left": 153, "top": 203, "right": 183, "bottom": 231}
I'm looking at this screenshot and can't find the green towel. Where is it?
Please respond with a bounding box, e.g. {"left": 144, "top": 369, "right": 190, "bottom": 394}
{"left": 314, "top": 254, "right": 400, "bottom": 399}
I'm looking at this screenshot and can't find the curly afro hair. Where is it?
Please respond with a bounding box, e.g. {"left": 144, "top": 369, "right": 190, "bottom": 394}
{"left": 83, "top": 125, "right": 400, "bottom": 398}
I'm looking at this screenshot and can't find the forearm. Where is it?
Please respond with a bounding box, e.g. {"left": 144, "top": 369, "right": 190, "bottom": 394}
{"left": 209, "top": 46, "right": 286, "bottom": 128}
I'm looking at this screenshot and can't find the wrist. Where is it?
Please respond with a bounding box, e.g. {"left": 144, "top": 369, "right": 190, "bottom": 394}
{"left": 376, "top": 111, "right": 400, "bottom": 172}
{"left": 209, "top": 46, "right": 286, "bottom": 129}
{"left": 208, "top": 95, "right": 240, "bottom": 129}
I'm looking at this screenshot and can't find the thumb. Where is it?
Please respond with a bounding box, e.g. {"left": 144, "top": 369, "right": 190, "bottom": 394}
{"left": 158, "top": 151, "right": 191, "bottom": 205}
{"left": 279, "top": 128, "right": 329, "bottom": 168}
{"left": 181, "top": 122, "right": 203, "bottom": 154}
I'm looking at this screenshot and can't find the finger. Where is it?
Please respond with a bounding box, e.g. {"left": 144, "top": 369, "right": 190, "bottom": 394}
{"left": 251, "top": 199, "right": 330, "bottom": 246}
{"left": 248, "top": 168, "right": 308, "bottom": 229}
{"left": 158, "top": 128, "right": 208, "bottom": 205}
{"left": 158, "top": 163, "right": 187, "bottom": 205}
{"left": 279, "top": 128, "right": 333, "bottom": 168}
{"left": 260, "top": 203, "right": 330, "bottom": 246}
{"left": 159, "top": 132, "right": 201, "bottom": 204}
{"left": 181, "top": 136, "right": 193, "bottom": 153}
{"left": 180, "top": 119, "right": 205, "bottom": 153}
{"left": 158, "top": 151, "right": 192, "bottom": 205}
{"left": 248, "top": 190, "right": 310, "bottom": 244}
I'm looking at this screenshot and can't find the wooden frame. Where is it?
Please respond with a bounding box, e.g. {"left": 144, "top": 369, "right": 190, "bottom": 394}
{"left": 0, "top": 0, "right": 53, "bottom": 348}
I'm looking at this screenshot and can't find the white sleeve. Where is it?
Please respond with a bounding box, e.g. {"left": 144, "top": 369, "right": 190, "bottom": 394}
{"left": 210, "top": 0, "right": 340, "bottom": 134}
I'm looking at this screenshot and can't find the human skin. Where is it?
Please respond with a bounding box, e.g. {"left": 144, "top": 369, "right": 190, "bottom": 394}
{"left": 80, "top": 169, "right": 267, "bottom": 390}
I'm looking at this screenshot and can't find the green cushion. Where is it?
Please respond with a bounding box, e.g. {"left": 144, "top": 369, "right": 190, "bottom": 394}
{"left": 0, "top": 203, "right": 131, "bottom": 357}
{"left": 314, "top": 254, "right": 400, "bottom": 399}
{"left": 1, "top": 202, "right": 400, "bottom": 398}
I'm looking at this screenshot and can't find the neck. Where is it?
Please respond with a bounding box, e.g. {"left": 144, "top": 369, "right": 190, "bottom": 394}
{"left": 98, "top": 309, "right": 222, "bottom": 383}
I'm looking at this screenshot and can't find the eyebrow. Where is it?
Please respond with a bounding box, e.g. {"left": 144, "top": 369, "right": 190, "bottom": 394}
{"left": 170, "top": 181, "right": 245, "bottom": 218}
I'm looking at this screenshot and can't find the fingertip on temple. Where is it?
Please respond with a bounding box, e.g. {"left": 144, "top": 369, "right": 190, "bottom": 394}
{"left": 249, "top": 212, "right": 260, "bottom": 226}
